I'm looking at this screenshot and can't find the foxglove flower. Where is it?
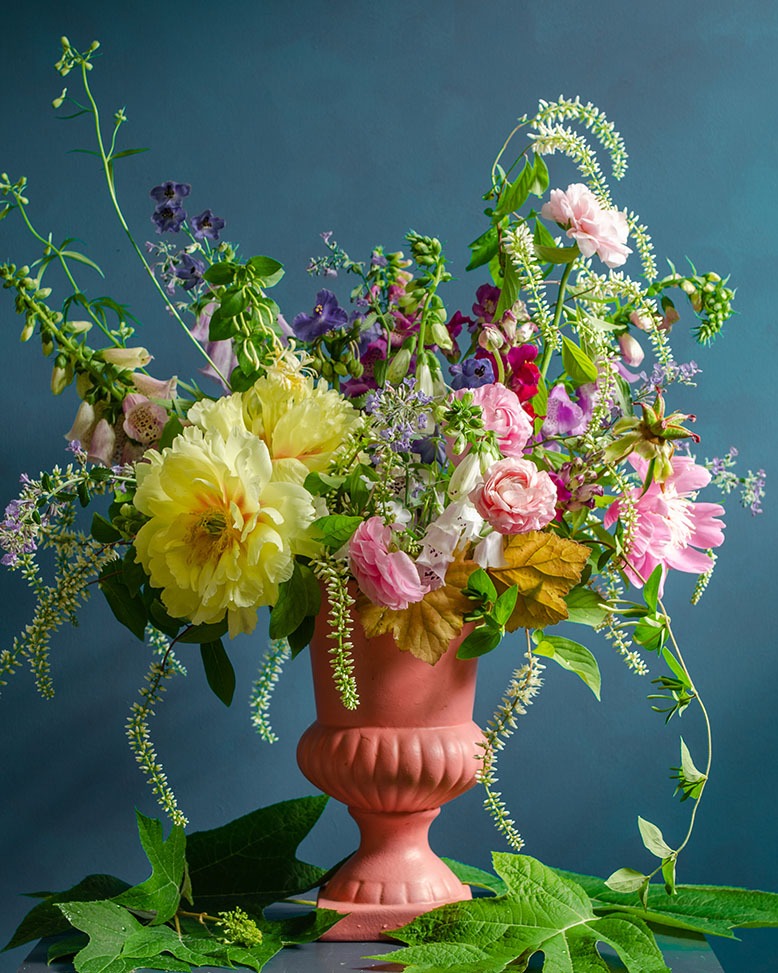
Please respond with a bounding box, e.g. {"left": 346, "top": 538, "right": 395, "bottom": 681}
{"left": 291, "top": 289, "right": 348, "bottom": 341}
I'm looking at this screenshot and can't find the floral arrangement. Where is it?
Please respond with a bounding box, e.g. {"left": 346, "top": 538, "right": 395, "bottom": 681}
{"left": 1, "top": 38, "right": 773, "bottom": 973}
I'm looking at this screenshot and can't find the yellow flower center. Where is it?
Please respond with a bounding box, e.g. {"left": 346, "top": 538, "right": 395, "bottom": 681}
{"left": 189, "top": 507, "right": 239, "bottom": 564}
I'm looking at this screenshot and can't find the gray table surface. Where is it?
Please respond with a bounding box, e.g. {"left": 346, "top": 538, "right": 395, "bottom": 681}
{"left": 19, "top": 926, "right": 726, "bottom": 972}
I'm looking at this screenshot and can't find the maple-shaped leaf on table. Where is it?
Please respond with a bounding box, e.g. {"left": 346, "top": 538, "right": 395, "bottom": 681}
{"left": 373, "top": 853, "right": 669, "bottom": 973}
{"left": 488, "top": 531, "right": 590, "bottom": 631}
{"left": 358, "top": 556, "right": 479, "bottom": 664}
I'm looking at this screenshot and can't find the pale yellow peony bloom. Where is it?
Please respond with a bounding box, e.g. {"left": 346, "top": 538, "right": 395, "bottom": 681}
{"left": 244, "top": 357, "right": 362, "bottom": 484}
{"left": 133, "top": 410, "right": 317, "bottom": 638}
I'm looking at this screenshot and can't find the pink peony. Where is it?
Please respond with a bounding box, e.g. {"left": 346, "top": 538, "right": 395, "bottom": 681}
{"left": 470, "top": 458, "right": 557, "bottom": 534}
{"left": 541, "top": 183, "right": 631, "bottom": 268}
{"left": 604, "top": 455, "right": 725, "bottom": 593}
{"left": 349, "top": 516, "right": 426, "bottom": 610}
{"left": 458, "top": 382, "right": 533, "bottom": 457}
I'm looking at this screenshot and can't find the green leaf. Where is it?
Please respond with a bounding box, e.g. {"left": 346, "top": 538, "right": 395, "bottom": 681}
{"left": 375, "top": 854, "right": 669, "bottom": 973}
{"left": 218, "top": 285, "right": 250, "bottom": 320}
{"left": 287, "top": 613, "right": 315, "bottom": 657}
{"left": 247, "top": 254, "right": 285, "bottom": 287}
{"left": 531, "top": 372, "right": 548, "bottom": 421}
{"left": 534, "top": 635, "right": 601, "bottom": 701}
{"left": 199, "top": 639, "right": 236, "bottom": 707}
{"left": 463, "top": 567, "right": 498, "bottom": 604}
{"left": 536, "top": 243, "right": 580, "bottom": 264}
{"left": 186, "top": 795, "right": 330, "bottom": 915}
{"left": 441, "top": 858, "right": 507, "bottom": 896}
{"left": 494, "top": 254, "right": 520, "bottom": 320}
{"left": 202, "top": 261, "right": 236, "bottom": 285}
{"left": 466, "top": 224, "right": 500, "bottom": 271}
{"left": 492, "top": 586, "right": 518, "bottom": 627}
{"left": 113, "top": 811, "right": 187, "bottom": 925}
{"left": 456, "top": 624, "right": 502, "bottom": 660}
{"left": 605, "top": 868, "right": 650, "bottom": 894}
{"left": 643, "top": 565, "right": 662, "bottom": 613}
{"left": 91, "top": 512, "right": 121, "bottom": 543}
{"left": 680, "top": 738, "right": 706, "bottom": 783}
{"left": 60, "top": 249, "right": 105, "bottom": 277}
{"left": 175, "top": 618, "right": 229, "bottom": 644}
{"left": 3, "top": 874, "right": 130, "bottom": 950}
{"left": 98, "top": 566, "right": 148, "bottom": 641}
{"left": 109, "top": 147, "right": 150, "bottom": 160}
{"left": 561, "top": 335, "right": 599, "bottom": 386}
{"left": 555, "top": 868, "right": 778, "bottom": 938}
{"left": 529, "top": 152, "right": 550, "bottom": 196}
{"left": 159, "top": 415, "right": 184, "bottom": 450}
{"left": 564, "top": 586, "right": 610, "bottom": 627}
{"left": 493, "top": 160, "right": 533, "bottom": 219}
{"left": 638, "top": 817, "right": 675, "bottom": 860}
{"left": 662, "top": 857, "right": 678, "bottom": 896}
{"left": 269, "top": 562, "right": 321, "bottom": 640}
{"left": 311, "top": 513, "right": 363, "bottom": 550}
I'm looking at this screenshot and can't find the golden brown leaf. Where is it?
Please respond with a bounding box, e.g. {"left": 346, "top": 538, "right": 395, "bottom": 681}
{"left": 358, "top": 557, "right": 479, "bottom": 665}
{"left": 488, "top": 531, "right": 590, "bottom": 631}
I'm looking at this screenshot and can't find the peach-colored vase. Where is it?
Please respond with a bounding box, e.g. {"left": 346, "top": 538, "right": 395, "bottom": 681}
{"left": 296, "top": 616, "right": 483, "bottom": 941}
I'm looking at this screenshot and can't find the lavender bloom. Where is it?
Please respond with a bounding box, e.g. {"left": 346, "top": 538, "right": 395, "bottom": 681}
{"left": 0, "top": 497, "right": 40, "bottom": 567}
{"left": 174, "top": 253, "right": 206, "bottom": 291}
{"left": 291, "top": 289, "right": 349, "bottom": 341}
{"left": 191, "top": 209, "right": 226, "bottom": 242}
{"left": 449, "top": 357, "right": 495, "bottom": 390}
{"left": 149, "top": 181, "right": 191, "bottom": 204}
{"left": 365, "top": 380, "right": 433, "bottom": 455}
{"left": 152, "top": 202, "right": 187, "bottom": 234}
{"left": 541, "top": 384, "right": 594, "bottom": 438}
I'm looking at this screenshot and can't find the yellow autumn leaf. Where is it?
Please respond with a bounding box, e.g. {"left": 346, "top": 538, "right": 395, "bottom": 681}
{"left": 358, "top": 556, "right": 479, "bottom": 665}
{"left": 488, "top": 531, "right": 590, "bottom": 631}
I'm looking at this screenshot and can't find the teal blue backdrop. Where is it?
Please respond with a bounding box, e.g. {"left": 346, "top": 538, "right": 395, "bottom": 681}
{"left": 1, "top": 3, "right": 776, "bottom": 971}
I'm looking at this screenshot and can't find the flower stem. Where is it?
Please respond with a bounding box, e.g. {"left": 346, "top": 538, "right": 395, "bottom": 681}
{"left": 539, "top": 260, "right": 575, "bottom": 380}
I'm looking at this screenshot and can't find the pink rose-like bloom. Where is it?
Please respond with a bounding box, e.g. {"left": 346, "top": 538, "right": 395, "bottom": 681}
{"left": 541, "top": 183, "right": 631, "bottom": 269}
{"left": 349, "top": 516, "right": 426, "bottom": 610}
{"left": 604, "top": 455, "right": 725, "bottom": 594}
{"left": 458, "top": 382, "right": 533, "bottom": 458}
{"left": 470, "top": 458, "right": 557, "bottom": 534}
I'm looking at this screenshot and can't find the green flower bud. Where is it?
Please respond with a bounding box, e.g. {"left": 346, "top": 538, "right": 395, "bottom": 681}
{"left": 52, "top": 88, "right": 68, "bottom": 109}
{"left": 20, "top": 316, "right": 35, "bottom": 342}
{"left": 51, "top": 364, "right": 70, "bottom": 395}
{"left": 386, "top": 347, "right": 411, "bottom": 383}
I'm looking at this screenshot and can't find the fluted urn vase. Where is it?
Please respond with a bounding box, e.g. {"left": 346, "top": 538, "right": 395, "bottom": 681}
{"left": 296, "top": 615, "right": 483, "bottom": 941}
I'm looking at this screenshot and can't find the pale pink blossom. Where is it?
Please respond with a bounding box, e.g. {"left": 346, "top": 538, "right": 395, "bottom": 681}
{"left": 190, "top": 302, "right": 238, "bottom": 392}
{"left": 349, "top": 517, "right": 426, "bottom": 610}
{"left": 604, "top": 455, "right": 725, "bottom": 593}
{"left": 470, "top": 458, "right": 557, "bottom": 534}
{"left": 541, "top": 183, "right": 631, "bottom": 268}
{"left": 99, "top": 346, "right": 153, "bottom": 369}
{"left": 131, "top": 372, "right": 178, "bottom": 400}
{"left": 618, "top": 332, "right": 645, "bottom": 368}
{"left": 458, "top": 383, "right": 533, "bottom": 458}
{"left": 416, "top": 500, "right": 485, "bottom": 590}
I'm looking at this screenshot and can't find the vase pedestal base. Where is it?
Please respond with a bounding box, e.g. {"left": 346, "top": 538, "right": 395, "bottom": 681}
{"left": 316, "top": 807, "right": 471, "bottom": 941}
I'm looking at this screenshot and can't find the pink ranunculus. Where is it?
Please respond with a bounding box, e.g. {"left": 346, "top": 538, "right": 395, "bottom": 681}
{"left": 470, "top": 458, "right": 557, "bottom": 534}
{"left": 349, "top": 516, "right": 426, "bottom": 610}
{"left": 541, "top": 183, "right": 631, "bottom": 269}
{"left": 603, "top": 455, "right": 725, "bottom": 594}
{"left": 460, "top": 382, "right": 533, "bottom": 457}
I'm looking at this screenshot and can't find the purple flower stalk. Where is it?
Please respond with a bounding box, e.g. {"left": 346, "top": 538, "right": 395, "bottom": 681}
{"left": 291, "top": 289, "right": 349, "bottom": 341}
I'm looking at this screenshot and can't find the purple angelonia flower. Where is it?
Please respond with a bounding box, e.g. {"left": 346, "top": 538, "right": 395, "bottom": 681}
{"left": 149, "top": 181, "right": 191, "bottom": 204}
{"left": 191, "top": 209, "right": 226, "bottom": 242}
{"left": 292, "top": 289, "right": 349, "bottom": 341}
{"left": 174, "top": 253, "right": 206, "bottom": 291}
{"left": 152, "top": 202, "right": 187, "bottom": 234}
{"left": 449, "top": 357, "right": 496, "bottom": 390}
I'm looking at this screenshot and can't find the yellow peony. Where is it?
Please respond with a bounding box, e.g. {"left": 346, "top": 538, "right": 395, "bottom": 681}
{"left": 243, "top": 359, "right": 362, "bottom": 484}
{"left": 133, "top": 408, "right": 317, "bottom": 638}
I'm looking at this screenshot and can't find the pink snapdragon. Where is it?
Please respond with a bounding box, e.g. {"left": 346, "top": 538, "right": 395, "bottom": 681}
{"left": 470, "top": 458, "right": 557, "bottom": 534}
{"left": 349, "top": 517, "right": 426, "bottom": 610}
{"left": 541, "top": 184, "right": 631, "bottom": 268}
{"left": 604, "top": 455, "right": 725, "bottom": 593}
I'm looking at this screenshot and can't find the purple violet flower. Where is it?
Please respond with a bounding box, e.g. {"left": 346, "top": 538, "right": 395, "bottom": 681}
{"left": 292, "top": 289, "right": 349, "bottom": 341}
{"left": 191, "top": 209, "right": 226, "bottom": 242}
{"left": 149, "top": 181, "right": 191, "bottom": 204}
{"left": 152, "top": 202, "right": 187, "bottom": 234}
{"left": 174, "top": 253, "right": 206, "bottom": 291}
{"left": 449, "top": 357, "right": 495, "bottom": 390}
